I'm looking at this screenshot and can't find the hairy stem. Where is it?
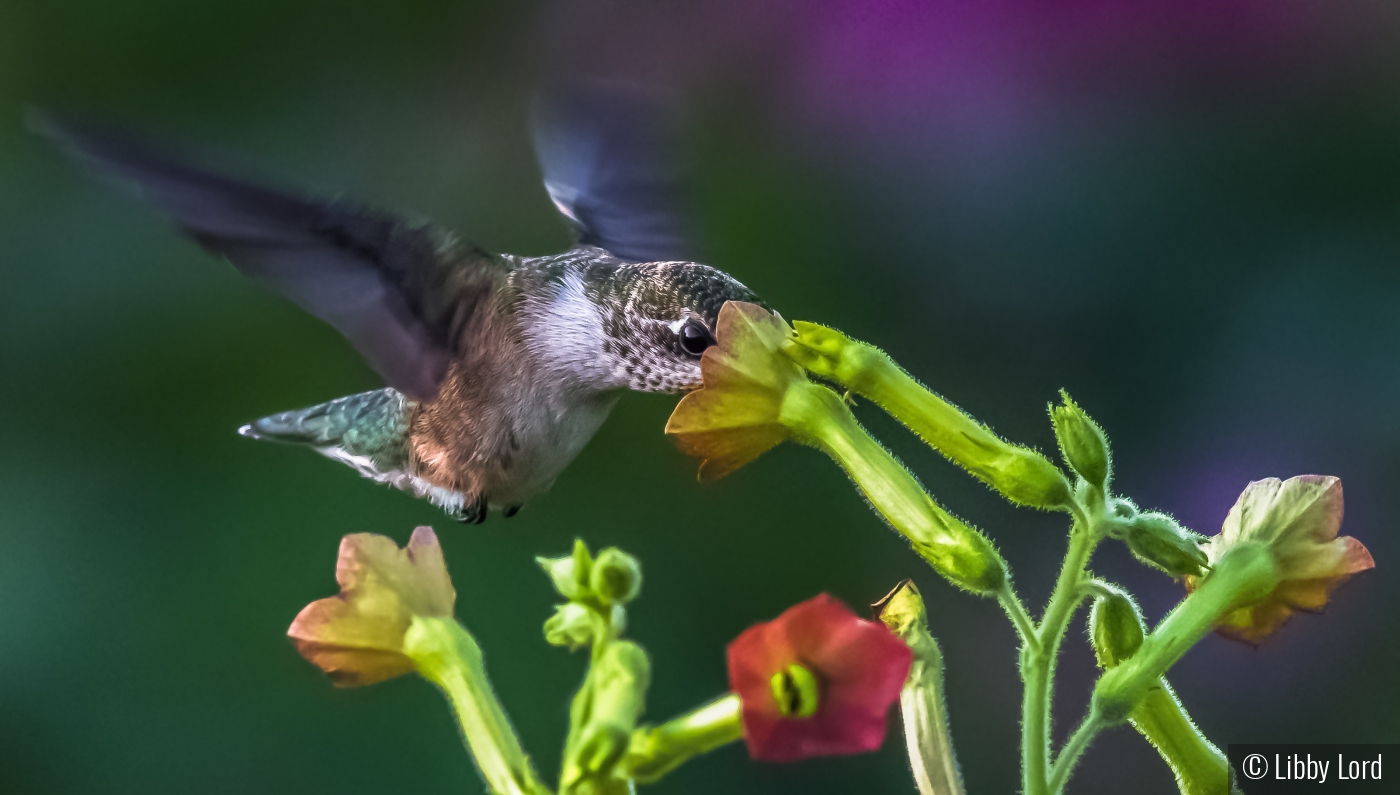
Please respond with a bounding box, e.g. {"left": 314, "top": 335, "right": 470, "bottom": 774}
{"left": 1023, "top": 515, "right": 1100, "bottom": 795}
{"left": 998, "top": 584, "right": 1039, "bottom": 653}
{"left": 1047, "top": 707, "right": 1106, "bottom": 794}
{"left": 1094, "top": 544, "right": 1278, "bottom": 718}
{"left": 404, "top": 617, "right": 552, "bottom": 795}
{"left": 622, "top": 694, "right": 743, "bottom": 783}
{"left": 1128, "top": 680, "right": 1231, "bottom": 795}
{"left": 782, "top": 383, "right": 1007, "bottom": 594}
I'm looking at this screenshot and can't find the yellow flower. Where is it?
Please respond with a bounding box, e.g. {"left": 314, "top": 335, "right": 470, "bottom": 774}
{"left": 665, "top": 302, "right": 806, "bottom": 481}
{"left": 1188, "top": 476, "right": 1373, "bottom": 644}
{"left": 287, "top": 526, "right": 456, "bottom": 686}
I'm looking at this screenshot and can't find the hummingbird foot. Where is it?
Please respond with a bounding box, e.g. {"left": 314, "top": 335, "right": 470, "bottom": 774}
{"left": 456, "top": 494, "right": 489, "bottom": 525}
{"left": 503, "top": 505, "right": 521, "bottom": 518}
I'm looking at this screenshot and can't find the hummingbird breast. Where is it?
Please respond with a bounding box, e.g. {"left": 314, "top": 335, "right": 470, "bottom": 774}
{"left": 404, "top": 263, "right": 623, "bottom": 512}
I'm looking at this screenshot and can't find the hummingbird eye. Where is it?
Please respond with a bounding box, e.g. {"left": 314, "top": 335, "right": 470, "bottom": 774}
{"left": 677, "top": 319, "right": 715, "bottom": 358}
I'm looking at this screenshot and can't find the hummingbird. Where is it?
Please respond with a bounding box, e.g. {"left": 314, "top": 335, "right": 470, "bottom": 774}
{"left": 32, "top": 83, "right": 762, "bottom": 523}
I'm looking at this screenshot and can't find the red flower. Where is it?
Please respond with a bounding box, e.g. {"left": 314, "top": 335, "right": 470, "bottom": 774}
{"left": 726, "top": 593, "right": 913, "bottom": 761}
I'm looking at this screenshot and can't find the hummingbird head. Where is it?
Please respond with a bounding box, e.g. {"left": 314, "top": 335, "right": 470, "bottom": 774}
{"left": 518, "top": 250, "right": 762, "bottom": 393}
{"left": 594, "top": 259, "right": 762, "bottom": 393}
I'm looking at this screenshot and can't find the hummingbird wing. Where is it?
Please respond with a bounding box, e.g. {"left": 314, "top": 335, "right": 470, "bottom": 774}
{"left": 531, "top": 80, "right": 697, "bottom": 263}
{"left": 29, "top": 110, "right": 505, "bottom": 403}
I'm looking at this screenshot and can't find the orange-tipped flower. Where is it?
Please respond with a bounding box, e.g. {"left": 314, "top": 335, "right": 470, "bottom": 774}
{"left": 1188, "top": 476, "right": 1373, "bottom": 644}
{"left": 288, "top": 527, "right": 456, "bottom": 686}
{"left": 665, "top": 301, "right": 806, "bottom": 480}
{"left": 727, "top": 594, "right": 912, "bottom": 761}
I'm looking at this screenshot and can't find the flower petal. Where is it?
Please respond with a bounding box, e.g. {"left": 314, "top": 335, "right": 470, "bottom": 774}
{"left": 288, "top": 527, "right": 456, "bottom": 686}
{"left": 665, "top": 302, "right": 805, "bottom": 480}
{"left": 1193, "top": 477, "right": 1373, "bottom": 644}
{"left": 727, "top": 593, "right": 912, "bottom": 761}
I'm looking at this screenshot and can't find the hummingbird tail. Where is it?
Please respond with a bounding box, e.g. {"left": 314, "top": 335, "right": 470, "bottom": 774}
{"left": 239, "top": 388, "right": 473, "bottom": 515}
{"left": 239, "top": 389, "right": 412, "bottom": 462}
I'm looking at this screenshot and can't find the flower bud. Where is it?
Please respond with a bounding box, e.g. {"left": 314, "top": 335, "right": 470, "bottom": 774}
{"left": 563, "top": 641, "right": 651, "bottom": 790}
{"left": 977, "top": 446, "right": 1075, "bottom": 510}
{"left": 912, "top": 530, "right": 1007, "bottom": 596}
{"left": 1089, "top": 586, "right": 1146, "bottom": 669}
{"left": 538, "top": 539, "right": 594, "bottom": 600}
{"left": 545, "top": 603, "right": 597, "bottom": 650}
{"left": 1123, "top": 513, "right": 1209, "bottom": 578}
{"left": 1049, "top": 391, "right": 1111, "bottom": 492}
{"left": 873, "top": 581, "right": 966, "bottom": 795}
{"left": 590, "top": 547, "right": 642, "bottom": 605}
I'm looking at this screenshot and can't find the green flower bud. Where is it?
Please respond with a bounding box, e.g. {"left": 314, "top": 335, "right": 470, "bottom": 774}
{"left": 912, "top": 530, "right": 1008, "bottom": 596}
{"left": 873, "top": 578, "right": 928, "bottom": 640}
{"left": 975, "top": 444, "right": 1075, "bottom": 510}
{"left": 562, "top": 641, "right": 651, "bottom": 792}
{"left": 1089, "top": 586, "right": 1146, "bottom": 669}
{"left": 1124, "top": 513, "right": 1209, "bottom": 578}
{"left": 545, "top": 603, "right": 597, "bottom": 650}
{"left": 1050, "top": 391, "right": 1111, "bottom": 492}
{"left": 590, "top": 547, "right": 642, "bottom": 605}
{"left": 538, "top": 539, "right": 594, "bottom": 600}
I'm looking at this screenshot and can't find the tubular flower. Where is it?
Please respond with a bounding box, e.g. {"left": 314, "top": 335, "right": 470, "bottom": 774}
{"left": 783, "top": 322, "right": 1071, "bottom": 510}
{"left": 1186, "top": 476, "right": 1374, "bottom": 644}
{"left": 666, "top": 301, "right": 1007, "bottom": 595}
{"left": 664, "top": 301, "right": 806, "bottom": 480}
{"left": 727, "top": 594, "right": 913, "bottom": 761}
{"left": 288, "top": 526, "right": 456, "bottom": 686}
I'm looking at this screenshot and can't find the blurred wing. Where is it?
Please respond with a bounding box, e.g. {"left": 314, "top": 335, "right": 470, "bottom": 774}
{"left": 30, "top": 110, "right": 506, "bottom": 402}
{"left": 531, "top": 80, "right": 696, "bottom": 263}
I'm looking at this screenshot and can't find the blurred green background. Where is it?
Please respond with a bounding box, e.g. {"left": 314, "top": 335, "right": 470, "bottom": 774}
{"left": 3, "top": 1, "right": 1398, "bottom": 793}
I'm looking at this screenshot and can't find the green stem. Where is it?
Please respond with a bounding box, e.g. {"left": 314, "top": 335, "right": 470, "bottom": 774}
{"left": 560, "top": 621, "right": 650, "bottom": 794}
{"left": 1023, "top": 515, "right": 1101, "bottom": 795}
{"left": 998, "top": 584, "right": 1039, "bottom": 653}
{"left": 404, "top": 617, "right": 552, "bottom": 795}
{"left": 1047, "top": 707, "right": 1106, "bottom": 794}
{"left": 622, "top": 694, "right": 743, "bottom": 784}
{"left": 796, "top": 386, "right": 971, "bottom": 551}
{"left": 783, "top": 382, "right": 1008, "bottom": 595}
{"left": 1094, "top": 544, "right": 1278, "bottom": 719}
{"left": 1128, "top": 680, "right": 1231, "bottom": 795}
{"left": 784, "top": 332, "right": 1071, "bottom": 510}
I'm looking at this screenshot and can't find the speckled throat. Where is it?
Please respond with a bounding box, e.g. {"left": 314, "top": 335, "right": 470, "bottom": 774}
{"left": 507, "top": 246, "right": 762, "bottom": 393}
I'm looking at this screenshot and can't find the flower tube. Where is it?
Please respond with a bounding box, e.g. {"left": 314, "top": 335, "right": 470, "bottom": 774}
{"left": 666, "top": 302, "right": 1007, "bottom": 594}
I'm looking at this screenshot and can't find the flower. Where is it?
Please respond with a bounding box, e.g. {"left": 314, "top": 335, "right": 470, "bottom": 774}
{"left": 1187, "top": 476, "right": 1374, "bottom": 644}
{"left": 727, "top": 594, "right": 913, "bottom": 761}
{"left": 287, "top": 526, "right": 456, "bottom": 686}
{"left": 665, "top": 301, "right": 807, "bottom": 480}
